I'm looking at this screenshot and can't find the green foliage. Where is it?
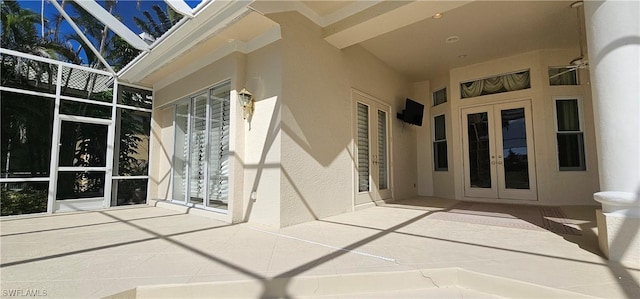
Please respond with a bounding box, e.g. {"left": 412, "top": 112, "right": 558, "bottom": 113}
{"left": 1, "top": 187, "right": 48, "bottom": 216}
{"left": 1, "top": 0, "right": 156, "bottom": 215}
{"left": 133, "top": 4, "right": 180, "bottom": 39}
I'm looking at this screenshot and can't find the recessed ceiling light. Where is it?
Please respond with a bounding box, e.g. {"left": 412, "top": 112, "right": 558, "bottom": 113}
{"left": 458, "top": 54, "right": 467, "bottom": 59}
{"left": 433, "top": 13, "right": 443, "bottom": 19}
{"left": 446, "top": 36, "right": 460, "bottom": 43}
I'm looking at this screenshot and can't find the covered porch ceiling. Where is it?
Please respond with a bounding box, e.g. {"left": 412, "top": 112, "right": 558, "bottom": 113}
{"left": 119, "top": 0, "right": 581, "bottom": 86}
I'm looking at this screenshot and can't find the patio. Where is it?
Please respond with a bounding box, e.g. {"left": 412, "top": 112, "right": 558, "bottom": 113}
{"left": 1, "top": 197, "right": 638, "bottom": 298}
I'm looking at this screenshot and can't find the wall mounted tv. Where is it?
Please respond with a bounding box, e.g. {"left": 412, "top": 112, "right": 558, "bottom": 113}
{"left": 397, "top": 98, "right": 424, "bottom": 126}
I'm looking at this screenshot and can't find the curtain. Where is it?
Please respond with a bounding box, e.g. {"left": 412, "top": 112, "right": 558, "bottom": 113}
{"left": 461, "top": 71, "right": 530, "bottom": 98}
{"left": 549, "top": 68, "right": 577, "bottom": 86}
{"left": 461, "top": 80, "right": 484, "bottom": 98}
{"left": 556, "top": 100, "right": 580, "bottom": 132}
{"left": 503, "top": 72, "right": 530, "bottom": 91}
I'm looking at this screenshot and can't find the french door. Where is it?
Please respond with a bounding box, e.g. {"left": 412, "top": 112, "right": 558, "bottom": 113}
{"left": 462, "top": 100, "right": 537, "bottom": 200}
{"left": 353, "top": 91, "right": 392, "bottom": 206}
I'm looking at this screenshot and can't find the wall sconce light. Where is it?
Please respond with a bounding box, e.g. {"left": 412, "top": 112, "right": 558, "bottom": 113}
{"left": 238, "top": 88, "right": 254, "bottom": 120}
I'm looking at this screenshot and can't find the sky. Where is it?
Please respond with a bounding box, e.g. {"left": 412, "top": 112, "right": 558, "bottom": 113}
{"left": 18, "top": 0, "right": 202, "bottom": 35}
{"left": 16, "top": 0, "right": 202, "bottom": 65}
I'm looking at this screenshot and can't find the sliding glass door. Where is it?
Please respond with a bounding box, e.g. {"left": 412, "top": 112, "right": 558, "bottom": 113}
{"left": 172, "top": 82, "right": 230, "bottom": 212}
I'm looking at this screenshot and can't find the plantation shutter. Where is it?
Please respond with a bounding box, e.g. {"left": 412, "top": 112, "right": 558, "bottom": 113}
{"left": 377, "top": 110, "right": 388, "bottom": 190}
{"left": 357, "top": 103, "right": 370, "bottom": 192}
{"left": 189, "top": 94, "right": 208, "bottom": 202}
{"left": 208, "top": 88, "right": 230, "bottom": 203}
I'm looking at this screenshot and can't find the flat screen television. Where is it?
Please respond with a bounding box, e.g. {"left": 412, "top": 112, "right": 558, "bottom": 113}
{"left": 397, "top": 98, "right": 424, "bottom": 126}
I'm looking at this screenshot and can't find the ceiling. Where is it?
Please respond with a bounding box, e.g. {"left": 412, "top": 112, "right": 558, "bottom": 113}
{"left": 301, "top": 0, "right": 582, "bottom": 81}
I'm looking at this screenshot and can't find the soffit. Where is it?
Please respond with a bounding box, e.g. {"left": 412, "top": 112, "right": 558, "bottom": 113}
{"left": 136, "top": 12, "right": 278, "bottom": 86}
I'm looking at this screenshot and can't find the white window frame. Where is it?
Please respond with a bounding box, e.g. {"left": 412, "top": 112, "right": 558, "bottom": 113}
{"left": 548, "top": 66, "right": 579, "bottom": 86}
{"left": 432, "top": 87, "right": 447, "bottom": 106}
{"left": 553, "top": 97, "right": 587, "bottom": 171}
{"left": 433, "top": 113, "right": 448, "bottom": 171}
{"left": 170, "top": 81, "right": 231, "bottom": 214}
{"left": 0, "top": 48, "right": 153, "bottom": 216}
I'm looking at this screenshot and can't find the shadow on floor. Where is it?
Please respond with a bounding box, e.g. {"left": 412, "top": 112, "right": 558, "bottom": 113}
{"left": 382, "top": 197, "right": 602, "bottom": 256}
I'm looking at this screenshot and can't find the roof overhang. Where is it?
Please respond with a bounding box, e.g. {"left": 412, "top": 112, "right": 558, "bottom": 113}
{"left": 118, "top": 0, "right": 258, "bottom": 86}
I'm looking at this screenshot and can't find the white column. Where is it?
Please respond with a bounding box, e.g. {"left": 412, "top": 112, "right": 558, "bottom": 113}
{"left": 584, "top": 0, "right": 640, "bottom": 266}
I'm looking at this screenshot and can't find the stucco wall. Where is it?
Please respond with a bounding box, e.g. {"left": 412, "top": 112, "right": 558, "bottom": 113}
{"left": 412, "top": 81, "right": 433, "bottom": 197}
{"left": 270, "top": 12, "right": 417, "bottom": 226}
{"left": 440, "top": 49, "right": 599, "bottom": 205}
{"left": 243, "top": 41, "right": 284, "bottom": 226}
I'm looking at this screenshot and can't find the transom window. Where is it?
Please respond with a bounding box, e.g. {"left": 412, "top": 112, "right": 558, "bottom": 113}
{"left": 460, "top": 70, "right": 530, "bottom": 99}
{"left": 549, "top": 67, "right": 579, "bottom": 86}
{"left": 433, "top": 88, "right": 447, "bottom": 106}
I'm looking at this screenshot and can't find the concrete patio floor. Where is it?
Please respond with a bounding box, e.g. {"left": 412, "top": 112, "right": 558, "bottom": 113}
{"left": 1, "top": 197, "right": 639, "bottom": 298}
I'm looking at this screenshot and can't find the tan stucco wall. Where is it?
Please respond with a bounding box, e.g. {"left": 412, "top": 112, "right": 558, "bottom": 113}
{"left": 272, "top": 12, "right": 416, "bottom": 226}
{"left": 243, "top": 41, "right": 283, "bottom": 226}
{"left": 418, "top": 49, "right": 599, "bottom": 205}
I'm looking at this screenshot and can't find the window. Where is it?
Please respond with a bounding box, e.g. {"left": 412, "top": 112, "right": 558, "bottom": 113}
{"left": 549, "top": 67, "right": 578, "bottom": 86}
{"left": 555, "top": 99, "right": 586, "bottom": 171}
{"left": 172, "top": 82, "right": 230, "bottom": 211}
{"left": 433, "top": 114, "right": 448, "bottom": 171}
{"left": 433, "top": 88, "right": 447, "bottom": 106}
{"left": 460, "top": 70, "right": 530, "bottom": 99}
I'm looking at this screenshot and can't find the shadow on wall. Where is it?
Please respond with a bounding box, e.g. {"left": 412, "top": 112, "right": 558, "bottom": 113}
{"left": 150, "top": 128, "right": 172, "bottom": 200}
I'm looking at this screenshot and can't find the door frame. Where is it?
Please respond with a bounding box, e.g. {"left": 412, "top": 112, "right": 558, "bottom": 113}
{"left": 49, "top": 114, "right": 113, "bottom": 212}
{"left": 352, "top": 89, "right": 393, "bottom": 209}
{"left": 461, "top": 99, "right": 538, "bottom": 201}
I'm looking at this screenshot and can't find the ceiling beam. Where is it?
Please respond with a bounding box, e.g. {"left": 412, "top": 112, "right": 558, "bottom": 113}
{"left": 323, "top": 0, "right": 471, "bottom": 49}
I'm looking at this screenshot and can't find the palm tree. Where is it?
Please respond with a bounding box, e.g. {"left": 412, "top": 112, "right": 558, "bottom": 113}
{"left": 133, "top": 3, "right": 181, "bottom": 39}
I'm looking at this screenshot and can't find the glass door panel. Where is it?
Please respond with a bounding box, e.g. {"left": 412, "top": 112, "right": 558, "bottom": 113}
{"left": 356, "top": 102, "right": 370, "bottom": 194}
{"left": 377, "top": 110, "right": 388, "bottom": 190}
{"left": 500, "top": 108, "right": 530, "bottom": 190}
{"left": 56, "top": 171, "right": 105, "bottom": 200}
{"left": 207, "top": 89, "right": 230, "bottom": 210}
{"left": 462, "top": 101, "right": 537, "bottom": 200}
{"left": 54, "top": 119, "right": 110, "bottom": 212}
{"left": 188, "top": 94, "right": 207, "bottom": 205}
{"left": 172, "top": 103, "right": 189, "bottom": 202}
{"left": 467, "top": 112, "right": 492, "bottom": 188}
{"left": 58, "top": 122, "right": 107, "bottom": 167}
